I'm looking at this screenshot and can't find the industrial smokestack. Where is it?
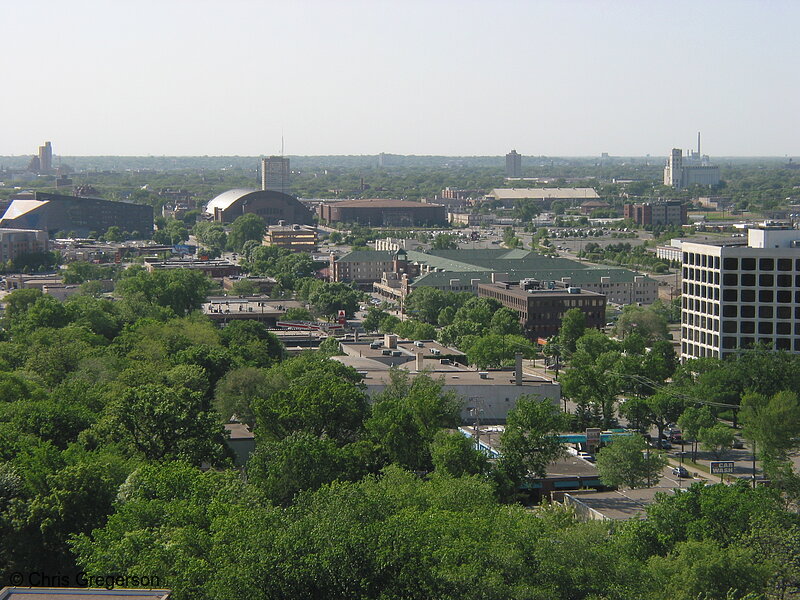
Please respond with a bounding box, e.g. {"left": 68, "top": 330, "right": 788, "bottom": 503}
{"left": 697, "top": 131, "right": 701, "bottom": 156}
{"left": 515, "top": 353, "right": 523, "bottom": 386}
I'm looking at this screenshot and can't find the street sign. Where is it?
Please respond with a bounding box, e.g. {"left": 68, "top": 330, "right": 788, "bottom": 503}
{"left": 710, "top": 461, "right": 735, "bottom": 474}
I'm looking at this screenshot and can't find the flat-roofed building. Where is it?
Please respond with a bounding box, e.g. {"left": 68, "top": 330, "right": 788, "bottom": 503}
{"left": 264, "top": 224, "right": 318, "bottom": 251}
{"left": 144, "top": 258, "right": 241, "bottom": 278}
{"left": 623, "top": 200, "right": 687, "bottom": 227}
{"left": 317, "top": 198, "right": 447, "bottom": 227}
{"left": 334, "top": 340, "right": 559, "bottom": 425}
{"left": 478, "top": 280, "right": 606, "bottom": 340}
{"left": 681, "top": 223, "right": 800, "bottom": 361}
{"left": 0, "top": 228, "right": 49, "bottom": 262}
{"left": 485, "top": 188, "right": 600, "bottom": 208}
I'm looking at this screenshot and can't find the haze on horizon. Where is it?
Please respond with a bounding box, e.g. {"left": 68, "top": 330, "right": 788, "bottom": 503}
{"left": 3, "top": 0, "right": 798, "bottom": 158}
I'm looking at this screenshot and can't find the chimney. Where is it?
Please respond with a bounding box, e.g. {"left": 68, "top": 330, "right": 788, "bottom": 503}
{"left": 515, "top": 353, "right": 523, "bottom": 386}
{"left": 416, "top": 352, "right": 423, "bottom": 372}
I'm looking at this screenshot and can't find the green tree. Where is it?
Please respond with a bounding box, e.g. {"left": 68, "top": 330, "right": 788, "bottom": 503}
{"left": 308, "top": 282, "right": 362, "bottom": 319}
{"left": 226, "top": 213, "right": 266, "bottom": 252}
{"left": 430, "top": 430, "right": 488, "bottom": 477}
{"left": 498, "top": 396, "right": 567, "bottom": 484}
{"left": 559, "top": 308, "right": 587, "bottom": 355}
{"left": 740, "top": 390, "right": 800, "bottom": 461}
{"left": 431, "top": 233, "right": 459, "bottom": 250}
{"left": 110, "top": 384, "right": 226, "bottom": 465}
{"left": 366, "top": 370, "right": 461, "bottom": 471}
{"left": 698, "top": 423, "right": 735, "bottom": 460}
{"left": 116, "top": 268, "right": 213, "bottom": 316}
{"left": 595, "top": 434, "right": 666, "bottom": 489}
{"left": 464, "top": 333, "right": 534, "bottom": 369}
{"left": 678, "top": 405, "right": 716, "bottom": 462}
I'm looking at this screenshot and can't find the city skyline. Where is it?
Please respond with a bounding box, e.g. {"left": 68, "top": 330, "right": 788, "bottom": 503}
{"left": 3, "top": 0, "right": 799, "bottom": 157}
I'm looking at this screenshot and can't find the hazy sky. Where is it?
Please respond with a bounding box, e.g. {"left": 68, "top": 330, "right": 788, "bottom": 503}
{"left": 2, "top": 0, "right": 798, "bottom": 157}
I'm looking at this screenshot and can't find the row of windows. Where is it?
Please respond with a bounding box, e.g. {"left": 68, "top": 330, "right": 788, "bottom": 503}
{"left": 720, "top": 320, "right": 797, "bottom": 335}
{"left": 721, "top": 289, "right": 798, "bottom": 303}
{"left": 683, "top": 253, "right": 721, "bottom": 269}
{"left": 683, "top": 328, "right": 719, "bottom": 346}
{"left": 682, "top": 298, "right": 720, "bottom": 316}
{"left": 722, "top": 336, "right": 799, "bottom": 351}
{"left": 721, "top": 257, "right": 797, "bottom": 271}
{"left": 683, "top": 254, "right": 800, "bottom": 272}
{"left": 683, "top": 283, "right": 719, "bottom": 300}
{"left": 681, "top": 343, "right": 719, "bottom": 359}
{"left": 720, "top": 304, "right": 799, "bottom": 319}
{"left": 721, "top": 273, "right": 797, "bottom": 287}
{"left": 684, "top": 268, "right": 720, "bottom": 284}
{"left": 682, "top": 313, "right": 719, "bottom": 331}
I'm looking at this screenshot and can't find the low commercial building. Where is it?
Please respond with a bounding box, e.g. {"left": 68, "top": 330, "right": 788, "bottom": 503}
{"left": 334, "top": 339, "right": 559, "bottom": 425}
{"left": 318, "top": 198, "right": 447, "bottom": 227}
{"left": 144, "top": 258, "right": 241, "bottom": 278}
{"left": 478, "top": 280, "right": 606, "bottom": 340}
{"left": 264, "top": 224, "right": 318, "bottom": 251}
{"left": 201, "top": 297, "right": 285, "bottom": 326}
{"left": 0, "top": 228, "right": 49, "bottom": 262}
{"left": 485, "top": 188, "right": 600, "bottom": 208}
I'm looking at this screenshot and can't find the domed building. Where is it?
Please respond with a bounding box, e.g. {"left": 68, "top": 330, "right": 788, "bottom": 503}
{"left": 204, "top": 189, "right": 312, "bottom": 225}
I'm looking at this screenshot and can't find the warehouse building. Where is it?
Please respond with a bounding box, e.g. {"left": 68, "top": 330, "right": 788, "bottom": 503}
{"left": 317, "top": 198, "right": 447, "bottom": 227}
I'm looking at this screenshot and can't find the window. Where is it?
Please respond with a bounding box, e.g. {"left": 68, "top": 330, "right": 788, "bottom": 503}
{"left": 723, "top": 305, "right": 737, "bottom": 317}
{"left": 741, "top": 321, "right": 755, "bottom": 334}
{"left": 723, "top": 257, "right": 738, "bottom": 270}
{"left": 760, "top": 258, "right": 774, "bottom": 271}
{"left": 741, "top": 290, "right": 755, "bottom": 302}
{"left": 777, "top": 274, "right": 792, "bottom": 287}
{"left": 741, "top": 274, "right": 756, "bottom": 286}
{"left": 759, "top": 306, "right": 773, "bottom": 319}
{"left": 758, "top": 322, "right": 773, "bottom": 334}
{"left": 741, "top": 258, "right": 756, "bottom": 271}
{"left": 778, "top": 258, "right": 792, "bottom": 271}
{"left": 778, "top": 306, "right": 791, "bottom": 319}
{"left": 776, "top": 322, "right": 791, "bottom": 335}
{"left": 759, "top": 274, "right": 774, "bottom": 286}
{"left": 723, "top": 289, "right": 738, "bottom": 302}
{"left": 722, "top": 321, "right": 737, "bottom": 333}
{"left": 758, "top": 290, "right": 772, "bottom": 303}
{"left": 723, "top": 273, "right": 738, "bottom": 286}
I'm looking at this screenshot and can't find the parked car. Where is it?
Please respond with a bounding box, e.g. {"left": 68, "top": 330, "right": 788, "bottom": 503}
{"left": 655, "top": 439, "right": 672, "bottom": 450}
{"left": 732, "top": 437, "right": 745, "bottom": 449}
{"left": 672, "top": 466, "right": 690, "bottom": 478}
{"left": 577, "top": 451, "right": 596, "bottom": 463}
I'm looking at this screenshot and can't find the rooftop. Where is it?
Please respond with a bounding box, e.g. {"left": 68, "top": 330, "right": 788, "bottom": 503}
{"left": 565, "top": 487, "right": 677, "bottom": 520}
{"left": 329, "top": 198, "right": 445, "bottom": 209}
{"left": 488, "top": 188, "right": 600, "bottom": 200}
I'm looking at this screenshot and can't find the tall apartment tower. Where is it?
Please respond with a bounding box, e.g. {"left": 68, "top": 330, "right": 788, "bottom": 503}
{"left": 680, "top": 223, "right": 800, "bottom": 361}
{"left": 505, "top": 150, "right": 522, "bottom": 178}
{"left": 261, "top": 156, "right": 290, "bottom": 194}
{"left": 38, "top": 141, "right": 53, "bottom": 173}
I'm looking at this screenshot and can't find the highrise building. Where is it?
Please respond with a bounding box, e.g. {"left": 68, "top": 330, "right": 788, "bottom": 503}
{"left": 680, "top": 223, "right": 800, "bottom": 361}
{"left": 261, "top": 156, "right": 290, "bottom": 194}
{"left": 505, "top": 150, "right": 522, "bottom": 178}
{"left": 38, "top": 141, "right": 53, "bottom": 173}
